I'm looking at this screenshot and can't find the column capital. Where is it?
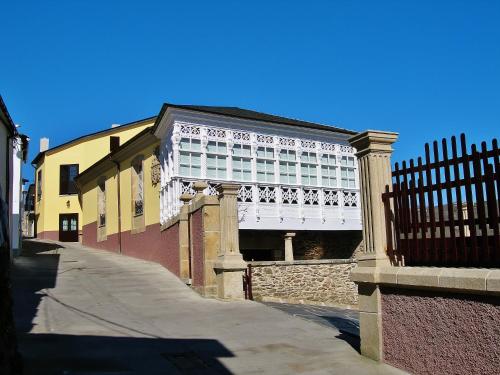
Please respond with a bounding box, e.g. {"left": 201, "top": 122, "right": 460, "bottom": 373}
{"left": 179, "top": 193, "right": 194, "bottom": 205}
{"left": 216, "top": 183, "right": 240, "bottom": 197}
{"left": 349, "top": 131, "right": 398, "bottom": 157}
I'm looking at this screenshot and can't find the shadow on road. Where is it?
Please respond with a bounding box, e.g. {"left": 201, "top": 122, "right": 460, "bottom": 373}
{"left": 19, "top": 334, "right": 234, "bottom": 374}
{"left": 12, "top": 239, "right": 235, "bottom": 374}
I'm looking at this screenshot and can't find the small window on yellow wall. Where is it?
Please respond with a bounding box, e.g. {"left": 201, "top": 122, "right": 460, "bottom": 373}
{"left": 131, "top": 157, "right": 144, "bottom": 217}
{"left": 97, "top": 178, "right": 106, "bottom": 227}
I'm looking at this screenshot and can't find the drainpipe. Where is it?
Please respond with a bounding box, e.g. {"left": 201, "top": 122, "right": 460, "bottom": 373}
{"left": 112, "top": 161, "right": 122, "bottom": 254}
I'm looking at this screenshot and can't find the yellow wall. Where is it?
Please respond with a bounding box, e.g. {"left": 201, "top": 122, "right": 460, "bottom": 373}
{"left": 81, "top": 141, "right": 160, "bottom": 236}
{"left": 35, "top": 120, "right": 154, "bottom": 236}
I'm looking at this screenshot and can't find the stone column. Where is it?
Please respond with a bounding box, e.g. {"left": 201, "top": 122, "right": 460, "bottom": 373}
{"left": 179, "top": 193, "right": 193, "bottom": 283}
{"left": 193, "top": 181, "right": 208, "bottom": 201}
{"left": 214, "top": 183, "right": 247, "bottom": 300}
{"left": 284, "top": 233, "right": 295, "bottom": 261}
{"left": 348, "top": 130, "right": 398, "bottom": 361}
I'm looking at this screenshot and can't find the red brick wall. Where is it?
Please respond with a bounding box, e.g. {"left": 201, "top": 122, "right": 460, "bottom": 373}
{"left": 191, "top": 209, "right": 204, "bottom": 287}
{"left": 382, "top": 287, "right": 500, "bottom": 375}
{"left": 82, "top": 221, "right": 180, "bottom": 277}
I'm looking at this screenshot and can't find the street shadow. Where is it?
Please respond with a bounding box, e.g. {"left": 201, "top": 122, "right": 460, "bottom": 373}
{"left": 11, "top": 239, "right": 61, "bottom": 333}
{"left": 19, "top": 334, "right": 234, "bottom": 374}
{"left": 318, "top": 315, "right": 360, "bottom": 353}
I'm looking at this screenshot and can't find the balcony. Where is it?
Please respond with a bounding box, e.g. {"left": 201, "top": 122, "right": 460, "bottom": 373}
{"left": 161, "top": 179, "right": 361, "bottom": 231}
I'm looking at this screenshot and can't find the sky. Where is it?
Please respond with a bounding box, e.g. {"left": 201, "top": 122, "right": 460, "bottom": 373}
{"left": 1, "top": 0, "right": 499, "bottom": 181}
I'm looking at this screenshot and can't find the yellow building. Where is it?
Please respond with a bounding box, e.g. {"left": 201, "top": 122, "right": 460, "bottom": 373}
{"left": 32, "top": 116, "right": 155, "bottom": 241}
{"left": 74, "top": 129, "right": 175, "bottom": 271}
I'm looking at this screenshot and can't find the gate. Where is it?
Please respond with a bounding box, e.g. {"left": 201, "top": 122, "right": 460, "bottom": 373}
{"left": 243, "top": 264, "right": 253, "bottom": 300}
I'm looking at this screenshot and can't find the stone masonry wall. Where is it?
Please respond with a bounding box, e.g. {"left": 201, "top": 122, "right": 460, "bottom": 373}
{"left": 250, "top": 260, "right": 358, "bottom": 307}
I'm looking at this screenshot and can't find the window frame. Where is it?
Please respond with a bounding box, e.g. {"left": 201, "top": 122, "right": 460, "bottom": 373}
{"left": 279, "top": 149, "right": 297, "bottom": 185}
{"left": 59, "top": 164, "right": 79, "bottom": 195}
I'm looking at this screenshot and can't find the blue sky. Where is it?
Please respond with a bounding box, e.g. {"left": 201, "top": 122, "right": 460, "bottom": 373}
{"left": 1, "top": 1, "right": 499, "bottom": 181}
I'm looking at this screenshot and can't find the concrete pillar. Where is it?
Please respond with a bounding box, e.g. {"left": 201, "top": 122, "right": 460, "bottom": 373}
{"left": 179, "top": 193, "right": 193, "bottom": 283}
{"left": 193, "top": 181, "right": 208, "bottom": 199}
{"left": 214, "top": 183, "right": 247, "bottom": 300}
{"left": 284, "top": 233, "right": 295, "bottom": 261}
{"left": 348, "top": 130, "right": 398, "bottom": 361}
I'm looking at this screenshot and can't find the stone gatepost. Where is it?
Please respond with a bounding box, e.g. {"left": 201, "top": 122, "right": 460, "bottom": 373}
{"left": 179, "top": 193, "right": 193, "bottom": 283}
{"left": 348, "top": 130, "right": 398, "bottom": 361}
{"left": 214, "top": 183, "right": 247, "bottom": 300}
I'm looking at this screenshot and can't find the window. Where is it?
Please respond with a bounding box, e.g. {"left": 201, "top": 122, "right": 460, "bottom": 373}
{"left": 321, "top": 154, "right": 337, "bottom": 187}
{"left": 256, "top": 147, "right": 274, "bottom": 183}
{"left": 232, "top": 144, "right": 251, "bottom": 181}
{"left": 132, "top": 160, "right": 144, "bottom": 216}
{"left": 98, "top": 179, "right": 106, "bottom": 227}
{"left": 279, "top": 149, "right": 296, "bottom": 184}
{"left": 37, "top": 170, "right": 42, "bottom": 201}
{"left": 301, "top": 151, "right": 317, "bottom": 186}
{"left": 60, "top": 164, "right": 79, "bottom": 195}
{"left": 340, "top": 156, "right": 356, "bottom": 188}
{"left": 179, "top": 138, "right": 201, "bottom": 177}
{"left": 206, "top": 140, "right": 227, "bottom": 179}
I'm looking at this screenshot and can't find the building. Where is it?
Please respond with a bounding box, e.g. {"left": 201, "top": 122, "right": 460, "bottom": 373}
{"left": 32, "top": 116, "right": 155, "bottom": 241}
{"left": 0, "top": 95, "right": 29, "bottom": 257}
{"left": 22, "top": 183, "right": 35, "bottom": 237}
{"left": 154, "top": 105, "right": 362, "bottom": 261}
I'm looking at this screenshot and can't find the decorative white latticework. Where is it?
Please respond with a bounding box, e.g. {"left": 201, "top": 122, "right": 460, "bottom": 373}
{"left": 180, "top": 124, "right": 201, "bottom": 136}
{"left": 320, "top": 142, "right": 336, "bottom": 152}
{"left": 282, "top": 187, "right": 299, "bottom": 204}
{"left": 323, "top": 190, "right": 339, "bottom": 206}
{"left": 300, "top": 140, "right": 316, "bottom": 149}
{"left": 340, "top": 145, "right": 354, "bottom": 153}
{"left": 343, "top": 191, "right": 358, "bottom": 207}
{"left": 303, "top": 189, "right": 320, "bottom": 205}
{"left": 206, "top": 183, "right": 218, "bottom": 196}
{"left": 278, "top": 137, "right": 296, "bottom": 148}
{"left": 256, "top": 134, "right": 273, "bottom": 144}
{"left": 233, "top": 131, "right": 251, "bottom": 142}
{"left": 207, "top": 128, "right": 226, "bottom": 139}
{"left": 237, "top": 185, "right": 253, "bottom": 202}
{"left": 258, "top": 186, "right": 276, "bottom": 203}
{"left": 181, "top": 181, "right": 195, "bottom": 195}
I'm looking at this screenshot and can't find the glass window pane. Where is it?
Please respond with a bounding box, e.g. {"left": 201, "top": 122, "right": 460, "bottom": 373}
{"left": 180, "top": 165, "right": 189, "bottom": 175}
{"left": 192, "top": 166, "right": 201, "bottom": 177}
{"left": 192, "top": 154, "right": 201, "bottom": 165}
{"left": 207, "top": 168, "right": 216, "bottom": 178}
{"left": 207, "top": 155, "right": 216, "bottom": 167}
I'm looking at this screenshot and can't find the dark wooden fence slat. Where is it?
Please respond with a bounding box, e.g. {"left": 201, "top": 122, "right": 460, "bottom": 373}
{"left": 433, "top": 141, "right": 447, "bottom": 264}
{"left": 461, "top": 134, "right": 478, "bottom": 264}
{"left": 401, "top": 161, "right": 411, "bottom": 263}
{"left": 472, "top": 144, "right": 488, "bottom": 262}
{"left": 424, "top": 143, "right": 438, "bottom": 262}
{"left": 417, "top": 157, "right": 428, "bottom": 263}
{"left": 442, "top": 138, "right": 457, "bottom": 264}
{"left": 394, "top": 162, "right": 403, "bottom": 262}
{"left": 485, "top": 164, "right": 500, "bottom": 263}
{"left": 479, "top": 142, "right": 492, "bottom": 261}
{"left": 493, "top": 139, "right": 500, "bottom": 213}
{"left": 409, "top": 159, "right": 420, "bottom": 263}
{"left": 451, "top": 136, "right": 467, "bottom": 265}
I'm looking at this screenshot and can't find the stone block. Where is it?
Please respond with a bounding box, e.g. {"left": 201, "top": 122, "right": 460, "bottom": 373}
{"left": 486, "top": 269, "right": 500, "bottom": 293}
{"left": 216, "top": 269, "right": 245, "bottom": 300}
{"left": 351, "top": 266, "right": 377, "bottom": 283}
{"left": 359, "top": 311, "right": 382, "bottom": 361}
{"left": 438, "top": 268, "right": 488, "bottom": 292}
{"left": 358, "top": 283, "right": 380, "bottom": 313}
{"left": 397, "top": 267, "right": 440, "bottom": 288}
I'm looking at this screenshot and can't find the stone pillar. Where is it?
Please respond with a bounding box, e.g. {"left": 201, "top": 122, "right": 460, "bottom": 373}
{"left": 284, "top": 233, "right": 295, "bottom": 261}
{"left": 214, "top": 183, "right": 247, "bottom": 300}
{"left": 179, "top": 193, "right": 193, "bottom": 283}
{"left": 348, "top": 130, "right": 398, "bottom": 361}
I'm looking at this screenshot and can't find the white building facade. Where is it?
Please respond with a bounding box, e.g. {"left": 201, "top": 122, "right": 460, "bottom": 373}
{"left": 154, "top": 105, "right": 361, "bottom": 233}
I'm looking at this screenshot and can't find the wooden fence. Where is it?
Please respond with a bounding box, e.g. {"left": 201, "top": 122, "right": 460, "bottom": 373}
{"left": 382, "top": 134, "right": 499, "bottom": 267}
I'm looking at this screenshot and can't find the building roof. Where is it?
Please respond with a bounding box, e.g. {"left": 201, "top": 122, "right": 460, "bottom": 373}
{"left": 31, "top": 115, "right": 156, "bottom": 166}
{"left": 153, "top": 104, "right": 357, "bottom": 135}
{"left": 0, "top": 95, "right": 18, "bottom": 136}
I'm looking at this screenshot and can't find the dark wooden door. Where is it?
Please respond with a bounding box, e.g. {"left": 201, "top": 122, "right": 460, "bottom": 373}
{"left": 59, "top": 213, "right": 79, "bottom": 242}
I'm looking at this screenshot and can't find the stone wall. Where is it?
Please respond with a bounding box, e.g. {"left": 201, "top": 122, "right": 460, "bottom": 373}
{"left": 250, "top": 259, "right": 358, "bottom": 307}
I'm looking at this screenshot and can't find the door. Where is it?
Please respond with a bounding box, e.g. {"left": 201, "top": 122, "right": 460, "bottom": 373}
{"left": 59, "top": 213, "right": 79, "bottom": 242}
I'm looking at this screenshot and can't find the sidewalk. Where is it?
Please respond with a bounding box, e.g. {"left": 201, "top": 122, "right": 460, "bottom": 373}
{"left": 12, "top": 239, "right": 405, "bottom": 374}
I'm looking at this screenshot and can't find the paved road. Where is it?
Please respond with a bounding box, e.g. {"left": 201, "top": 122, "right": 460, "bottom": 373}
{"left": 12, "top": 239, "right": 405, "bottom": 375}
{"left": 263, "top": 303, "right": 360, "bottom": 338}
